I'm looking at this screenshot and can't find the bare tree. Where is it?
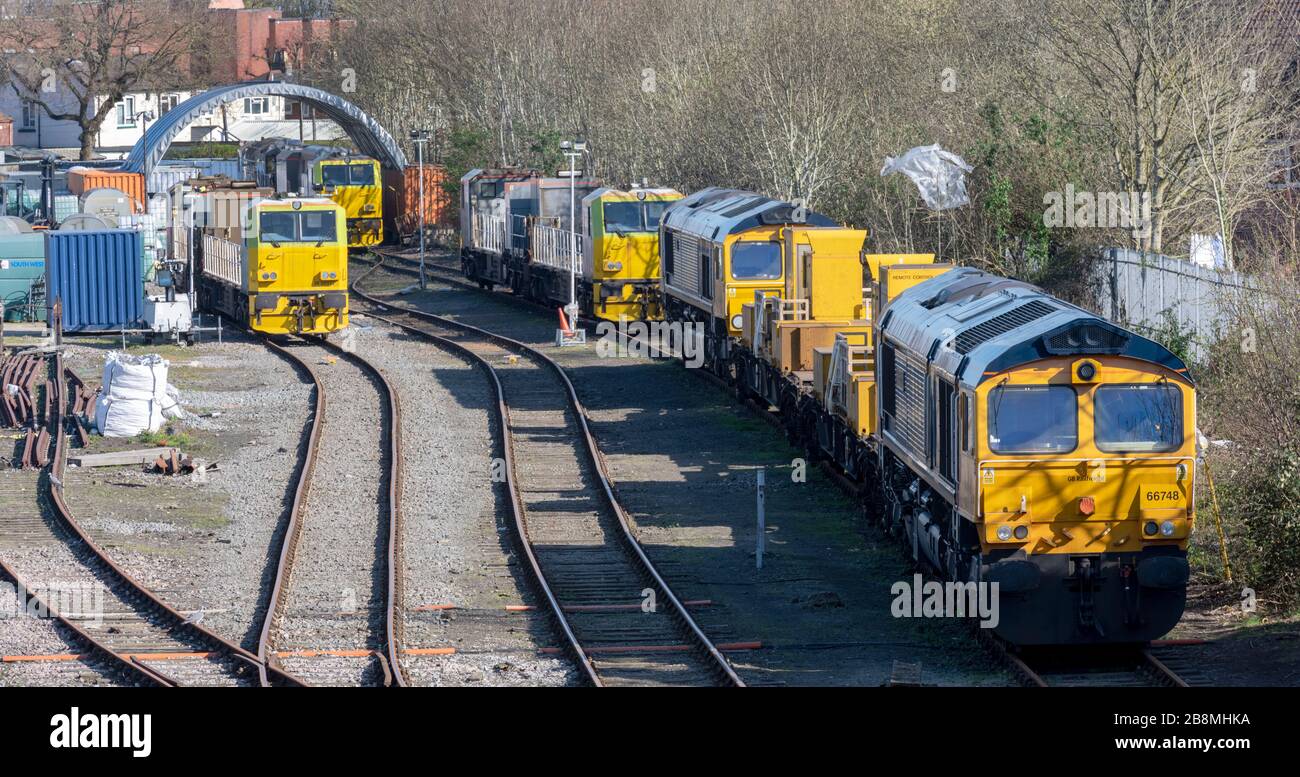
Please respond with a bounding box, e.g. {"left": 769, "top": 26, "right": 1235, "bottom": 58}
{"left": 1027, "top": 0, "right": 1297, "bottom": 257}
{"left": 0, "top": 0, "right": 207, "bottom": 160}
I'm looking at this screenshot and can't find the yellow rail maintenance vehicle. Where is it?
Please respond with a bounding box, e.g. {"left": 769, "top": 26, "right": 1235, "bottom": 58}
{"left": 579, "top": 186, "right": 682, "bottom": 321}
{"left": 198, "top": 196, "right": 349, "bottom": 336}
{"left": 316, "top": 154, "right": 384, "bottom": 248}
{"left": 802, "top": 265, "right": 1195, "bottom": 645}
{"left": 660, "top": 188, "right": 867, "bottom": 376}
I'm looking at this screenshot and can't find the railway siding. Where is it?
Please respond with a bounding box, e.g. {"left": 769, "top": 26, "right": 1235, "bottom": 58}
{"left": 358, "top": 251, "right": 1007, "bottom": 687}
{"left": 353, "top": 322, "right": 573, "bottom": 686}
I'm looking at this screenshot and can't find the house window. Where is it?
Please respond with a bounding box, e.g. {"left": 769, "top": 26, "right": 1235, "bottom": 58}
{"left": 286, "top": 100, "right": 313, "bottom": 120}
{"left": 116, "top": 96, "right": 136, "bottom": 127}
{"left": 159, "top": 94, "right": 179, "bottom": 115}
{"left": 20, "top": 100, "right": 37, "bottom": 131}
{"left": 244, "top": 97, "right": 269, "bottom": 116}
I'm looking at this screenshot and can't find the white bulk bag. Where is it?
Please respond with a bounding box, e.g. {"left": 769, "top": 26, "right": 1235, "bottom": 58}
{"left": 94, "top": 352, "right": 181, "bottom": 437}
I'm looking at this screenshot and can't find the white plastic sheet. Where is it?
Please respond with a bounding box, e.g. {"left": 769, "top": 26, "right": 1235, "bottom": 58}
{"left": 94, "top": 352, "right": 183, "bottom": 438}
{"left": 880, "top": 144, "right": 974, "bottom": 211}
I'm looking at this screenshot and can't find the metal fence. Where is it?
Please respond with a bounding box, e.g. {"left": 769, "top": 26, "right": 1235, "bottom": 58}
{"left": 1093, "top": 248, "right": 1257, "bottom": 359}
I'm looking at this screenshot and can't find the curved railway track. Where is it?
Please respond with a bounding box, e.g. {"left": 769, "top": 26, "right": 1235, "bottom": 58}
{"left": 0, "top": 354, "right": 307, "bottom": 687}
{"left": 354, "top": 255, "right": 744, "bottom": 687}
{"left": 257, "top": 335, "right": 405, "bottom": 687}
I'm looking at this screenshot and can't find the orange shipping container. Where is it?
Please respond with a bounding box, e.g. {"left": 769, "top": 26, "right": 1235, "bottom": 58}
{"left": 384, "top": 164, "right": 452, "bottom": 238}
{"left": 67, "top": 168, "right": 146, "bottom": 213}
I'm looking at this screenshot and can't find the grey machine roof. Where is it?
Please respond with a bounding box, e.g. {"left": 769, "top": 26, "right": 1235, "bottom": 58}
{"left": 879, "top": 267, "right": 1193, "bottom": 388}
{"left": 660, "top": 187, "right": 839, "bottom": 241}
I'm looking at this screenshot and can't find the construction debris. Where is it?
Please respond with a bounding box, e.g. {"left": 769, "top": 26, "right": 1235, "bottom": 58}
{"left": 0, "top": 351, "right": 43, "bottom": 429}
{"left": 70, "top": 447, "right": 180, "bottom": 468}
{"left": 148, "top": 450, "right": 218, "bottom": 477}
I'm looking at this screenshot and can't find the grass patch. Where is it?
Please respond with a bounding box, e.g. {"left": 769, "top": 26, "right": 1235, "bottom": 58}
{"left": 135, "top": 429, "right": 195, "bottom": 449}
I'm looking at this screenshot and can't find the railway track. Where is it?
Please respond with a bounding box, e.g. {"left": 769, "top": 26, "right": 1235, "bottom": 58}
{"left": 983, "top": 630, "right": 1193, "bottom": 688}
{"left": 354, "top": 256, "right": 744, "bottom": 687}
{"left": 257, "top": 335, "right": 405, "bottom": 687}
{"left": 0, "top": 353, "right": 306, "bottom": 687}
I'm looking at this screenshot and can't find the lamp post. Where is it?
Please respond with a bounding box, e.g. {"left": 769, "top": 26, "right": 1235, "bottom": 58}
{"left": 559, "top": 138, "right": 586, "bottom": 323}
{"left": 410, "top": 129, "right": 430, "bottom": 289}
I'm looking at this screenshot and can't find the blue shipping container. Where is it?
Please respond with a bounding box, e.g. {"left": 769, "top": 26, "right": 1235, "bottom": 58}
{"left": 45, "top": 231, "right": 144, "bottom": 332}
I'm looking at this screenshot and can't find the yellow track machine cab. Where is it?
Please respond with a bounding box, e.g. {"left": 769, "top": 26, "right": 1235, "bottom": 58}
{"left": 578, "top": 186, "right": 682, "bottom": 321}
{"left": 315, "top": 155, "right": 384, "bottom": 248}
{"left": 197, "top": 197, "right": 349, "bottom": 335}
{"left": 872, "top": 268, "right": 1195, "bottom": 644}
{"left": 659, "top": 187, "right": 870, "bottom": 376}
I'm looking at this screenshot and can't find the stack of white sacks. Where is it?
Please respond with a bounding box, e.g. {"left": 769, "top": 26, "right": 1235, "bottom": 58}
{"left": 94, "top": 352, "right": 184, "bottom": 438}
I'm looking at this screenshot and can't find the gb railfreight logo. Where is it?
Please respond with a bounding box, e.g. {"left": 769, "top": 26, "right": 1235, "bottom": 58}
{"left": 49, "top": 708, "right": 152, "bottom": 758}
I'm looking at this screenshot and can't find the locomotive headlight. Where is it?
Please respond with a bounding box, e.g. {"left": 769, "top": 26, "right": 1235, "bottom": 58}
{"left": 1013, "top": 525, "right": 1029, "bottom": 540}
{"left": 731, "top": 314, "right": 743, "bottom": 330}
{"left": 996, "top": 525, "right": 1013, "bottom": 542}
{"left": 1160, "top": 520, "right": 1177, "bottom": 537}
{"left": 1144, "top": 521, "right": 1159, "bottom": 537}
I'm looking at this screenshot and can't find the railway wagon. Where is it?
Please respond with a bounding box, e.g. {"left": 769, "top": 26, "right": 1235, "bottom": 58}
{"left": 197, "top": 197, "right": 349, "bottom": 335}
{"left": 659, "top": 187, "right": 865, "bottom": 374}
{"left": 460, "top": 168, "right": 614, "bottom": 312}
{"left": 778, "top": 264, "right": 1196, "bottom": 645}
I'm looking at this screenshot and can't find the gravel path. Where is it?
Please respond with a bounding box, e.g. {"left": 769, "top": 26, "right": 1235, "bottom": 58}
{"left": 270, "top": 339, "right": 389, "bottom": 686}
{"left": 351, "top": 319, "right": 572, "bottom": 687}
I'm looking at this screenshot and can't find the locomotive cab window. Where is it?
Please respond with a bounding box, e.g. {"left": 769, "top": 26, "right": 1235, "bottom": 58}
{"left": 259, "top": 211, "right": 338, "bottom": 244}
{"left": 603, "top": 200, "right": 669, "bottom": 234}
{"left": 321, "top": 165, "right": 350, "bottom": 188}
{"left": 259, "top": 212, "right": 297, "bottom": 244}
{"left": 301, "top": 211, "right": 339, "bottom": 244}
{"left": 349, "top": 164, "right": 376, "bottom": 186}
{"left": 645, "top": 201, "right": 670, "bottom": 228}
{"left": 731, "top": 241, "right": 782, "bottom": 280}
{"left": 1095, "top": 383, "right": 1182, "bottom": 452}
{"left": 988, "top": 385, "right": 1077, "bottom": 454}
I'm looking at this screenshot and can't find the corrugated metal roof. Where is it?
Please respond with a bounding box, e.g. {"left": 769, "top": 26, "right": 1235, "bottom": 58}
{"left": 122, "top": 82, "right": 407, "bottom": 179}
{"left": 661, "top": 187, "right": 838, "bottom": 240}
{"left": 881, "top": 268, "right": 1190, "bottom": 387}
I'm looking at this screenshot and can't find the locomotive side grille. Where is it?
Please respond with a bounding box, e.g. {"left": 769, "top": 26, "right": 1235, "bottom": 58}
{"left": 954, "top": 300, "right": 1055, "bottom": 354}
{"left": 893, "top": 348, "right": 928, "bottom": 457}
{"left": 671, "top": 231, "right": 701, "bottom": 297}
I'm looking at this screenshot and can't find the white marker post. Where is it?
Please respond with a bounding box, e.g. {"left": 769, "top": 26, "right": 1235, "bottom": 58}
{"left": 756, "top": 468, "right": 766, "bottom": 570}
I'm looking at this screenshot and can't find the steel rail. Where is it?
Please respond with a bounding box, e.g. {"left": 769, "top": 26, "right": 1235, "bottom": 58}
{"left": 257, "top": 334, "right": 406, "bottom": 687}
{"left": 49, "top": 356, "right": 308, "bottom": 687}
{"left": 1140, "top": 648, "right": 1190, "bottom": 688}
{"left": 354, "top": 256, "right": 744, "bottom": 687}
